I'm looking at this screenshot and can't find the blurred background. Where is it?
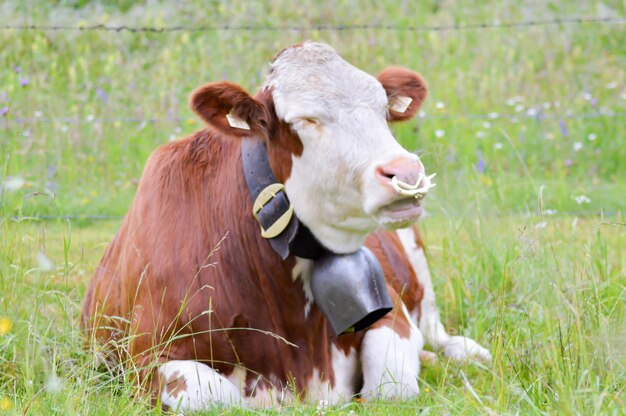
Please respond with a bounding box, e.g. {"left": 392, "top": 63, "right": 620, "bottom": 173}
{"left": 1, "top": 0, "right": 624, "bottom": 218}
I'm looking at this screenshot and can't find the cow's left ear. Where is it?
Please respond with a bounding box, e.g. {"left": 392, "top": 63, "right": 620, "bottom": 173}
{"left": 378, "top": 67, "right": 428, "bottom": 122}
{"left": 189, "top": 81, "right": 270, "bottom": 138}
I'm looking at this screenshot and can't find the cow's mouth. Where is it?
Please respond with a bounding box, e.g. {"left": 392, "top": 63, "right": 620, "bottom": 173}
{"left": 377, "top": 197, "right": 423, "bottom": 223}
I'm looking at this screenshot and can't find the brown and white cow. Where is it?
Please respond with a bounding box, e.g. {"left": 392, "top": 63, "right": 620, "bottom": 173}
{"left": 82, "top": 42, "right": 490, "bottom": 411}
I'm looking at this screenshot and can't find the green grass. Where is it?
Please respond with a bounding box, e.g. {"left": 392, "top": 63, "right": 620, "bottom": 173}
{"left": 1, "top": 0, "right": 625, "bottom": 414}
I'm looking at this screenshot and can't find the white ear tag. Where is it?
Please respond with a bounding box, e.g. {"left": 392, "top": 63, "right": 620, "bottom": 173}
{"left": 226, "top": 112, "right": 251, "bottom": 130}
{"left": 389, "top": 96, "right": 413, "bottom": 113}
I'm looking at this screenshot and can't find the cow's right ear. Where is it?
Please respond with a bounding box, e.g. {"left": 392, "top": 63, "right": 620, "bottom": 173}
{"left": 189, "top": 82, "right": 270, "bottom": 138}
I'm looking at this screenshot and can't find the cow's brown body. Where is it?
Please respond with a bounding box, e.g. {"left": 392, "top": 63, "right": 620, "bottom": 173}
{"left": 82, "top": 124, "right": 424, "bottom": 399}
{"left": 82, "top": 42, "right": 490, "bottom": 411}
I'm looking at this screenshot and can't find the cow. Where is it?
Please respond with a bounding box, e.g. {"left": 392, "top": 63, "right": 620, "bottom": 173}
{"left": 82, "top": 42, "right": 490, "bottom": 411}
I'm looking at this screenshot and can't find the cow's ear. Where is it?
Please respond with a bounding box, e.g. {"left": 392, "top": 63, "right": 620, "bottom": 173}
{"left": 378, "top": 67, "right": 428, "bottom": 122}
{"left": 189, "top": 82, "right": 270, "bottom": 138}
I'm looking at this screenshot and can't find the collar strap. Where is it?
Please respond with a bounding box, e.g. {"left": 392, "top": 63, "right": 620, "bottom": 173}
{"left": 242, "top": 138, "right": 329, "bottom": 260}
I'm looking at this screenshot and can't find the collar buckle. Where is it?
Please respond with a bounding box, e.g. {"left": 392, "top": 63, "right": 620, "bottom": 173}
{"left": 252, "top": 183, "right": 294, "bottom": 239}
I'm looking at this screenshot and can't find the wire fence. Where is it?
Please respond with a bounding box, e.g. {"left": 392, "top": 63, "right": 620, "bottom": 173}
{"left": 11, "top": 215, "right": 125, "bottom": 221}
{"left": 4, "top": 111, "right": 625, "bottom": 126}
{"left": 1, "top": 16, "right": 625, "bottom": 33}
{"left": 3, "top": 15, "right": 625, "bottom": 221}
{"left": 9, "top": 211, "right": 624, "bottom": 222}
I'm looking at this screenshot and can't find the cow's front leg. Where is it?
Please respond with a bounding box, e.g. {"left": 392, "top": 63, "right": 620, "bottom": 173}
{"left": 360, "top": 301, "right": 423, "bottom": 400}
{"left": 396, "top": 227, "right": 491, "bottom": 364}
{"left": 153, "top": 360, "right": 244, "bottom": 412}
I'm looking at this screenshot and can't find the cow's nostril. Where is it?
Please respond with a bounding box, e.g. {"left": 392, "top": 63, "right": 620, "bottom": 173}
{"left": 377, "top": 167, "right": 395, "bottom": 180}
{"left": 377, "top": 157, "right": 427, "bottom": 193}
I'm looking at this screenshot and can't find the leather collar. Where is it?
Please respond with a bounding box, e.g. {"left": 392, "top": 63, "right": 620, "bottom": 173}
{"left": 241, "top": 138, "right": 393, "bottom": 335}
{"left": 241, "top": 138, "right": 329, "bottom": 260}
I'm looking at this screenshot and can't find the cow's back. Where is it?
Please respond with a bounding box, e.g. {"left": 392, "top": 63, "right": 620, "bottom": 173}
{"left": 81, "top": 130, "right": 249, "bottom": 356}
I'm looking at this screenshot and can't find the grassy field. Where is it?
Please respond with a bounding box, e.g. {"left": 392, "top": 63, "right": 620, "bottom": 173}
{"left": 1, "top": 0, "right": 625, "bottom": 414}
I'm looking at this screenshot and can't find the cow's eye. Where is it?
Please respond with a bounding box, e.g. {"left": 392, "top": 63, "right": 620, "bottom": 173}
{"left": 291, "top": 117, "right": 319, "bottom": 130}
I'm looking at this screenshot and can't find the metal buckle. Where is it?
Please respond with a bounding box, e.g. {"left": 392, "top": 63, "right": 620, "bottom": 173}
{"left": 252, "top": 183, "right": 294, "bottom": 239}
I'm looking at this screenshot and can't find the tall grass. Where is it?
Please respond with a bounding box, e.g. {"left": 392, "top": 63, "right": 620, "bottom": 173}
{"left": 1, "top": 0, "right": 625, "bottom": 414}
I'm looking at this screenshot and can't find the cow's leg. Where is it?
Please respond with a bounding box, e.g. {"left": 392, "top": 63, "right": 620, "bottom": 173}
{"left": 360, "top": 298, "right": 423, "bottom": 399}
{"left": 154, "top": 360, "right": 244, "bottom": 411}
{"left": 396, "top": 227, "right": 491, "bottom": 363}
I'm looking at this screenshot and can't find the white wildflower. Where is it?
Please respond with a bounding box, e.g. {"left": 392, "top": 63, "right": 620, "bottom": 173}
{"left": 476, "top": 131, "right": 486, "bottom": 138}
{"left": 488, "top": 112, "right": 499, "bottom": 119}
{"left": 574, "top": 195, "right": 591, "bottom": 204}
{"left": 587, "top": 133, "right": 597, "bottom": 141}
{"left": 435, "top": 129, "right": 445, "bottom": 138}
{"left": 493, "top": 142, "right": 503, "bottom": 150}
{"left": 435, "top": 101, "right": 445, "bottom": 109}
{"left": 583, "top": 92, "right": 593, "bottom": 101}
{"left": 483, "top": 121, "right": 491, "bottom": 129}
{"left": 37, "top": 252, "right": 55, "bottom": 272}
{"left": 605, "top": 82, "right": 617, "bottom": 89}
{"left": 3, "top": 176, "right": 25, "bottom": 191}
{"left": 86, "top": 114, "right": 95, "bottom": 122}
{"left": 526, "top": 108, "right": 537, "bottom": 117}
{"left": 535, "top": 221, "right": 547, "bottom": 229}
{"left": 514, "top": 104, "right": 525, "bottom": 112}
{"left": 573, "top": 142, "right": 583, "bottom": 152}
{"left": 316, "top": 399, "right": 329, "bottom": 415}
{"left": 44, "top": 375, "right": 63, "bottom": 393}
{"left": 543, "top": 209, "right": 558, "bottom": 216}
{"left": 34, "top": 111, "right": 43, "bottom": 117}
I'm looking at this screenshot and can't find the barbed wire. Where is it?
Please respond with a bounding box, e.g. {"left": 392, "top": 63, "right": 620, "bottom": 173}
{"left": 11, "top": 214, "right": 124, "bottom": 221}
{"left": 3, "top": 16, "right": 623, "bottom": 222}
{"left": 9, "top": 210, "right": 622, "bottom": 222}
{"left": 1, "top": 16, "right": 625, "bottom": 34}
{"left": 5, "top": 111, "right": 625, "bottom": 126}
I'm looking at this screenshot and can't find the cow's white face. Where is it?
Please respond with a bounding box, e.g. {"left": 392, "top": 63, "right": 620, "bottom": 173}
{"left": 264, "top": 42, "right": 430, "bottom": 253}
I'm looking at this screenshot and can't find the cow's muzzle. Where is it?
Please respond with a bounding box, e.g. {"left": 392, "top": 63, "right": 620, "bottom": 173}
{"left": 310, "top": 247, "right": 393, "bottom": 335}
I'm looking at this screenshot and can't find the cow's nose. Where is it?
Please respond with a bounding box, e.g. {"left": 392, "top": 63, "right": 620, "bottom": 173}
{"left": 376, "top": 156, "right": 424, "bottom": 188}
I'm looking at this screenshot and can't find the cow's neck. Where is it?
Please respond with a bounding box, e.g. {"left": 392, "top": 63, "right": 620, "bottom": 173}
{"left": 293, "top": 220, "right": 369, "bottom": 254}
{"left": 242, "top": 136, "right": 329, "bottom": 260}
{"left": 240, "top": 124, "right": 393, "bottom": 336}
{"left": 254, "top": 89, "right": 372, "bottom": 254}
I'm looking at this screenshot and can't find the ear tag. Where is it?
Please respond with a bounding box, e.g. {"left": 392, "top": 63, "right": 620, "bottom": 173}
{"left": 226, "top": 112, "right": 251, "bottom": 130}
{"left": 389, "top": 96, "right": 413, "bottom": 113}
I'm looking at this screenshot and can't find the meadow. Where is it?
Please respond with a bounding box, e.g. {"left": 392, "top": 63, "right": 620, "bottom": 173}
{"left": 1, "top": 0, "right": 625, "bottom": 414}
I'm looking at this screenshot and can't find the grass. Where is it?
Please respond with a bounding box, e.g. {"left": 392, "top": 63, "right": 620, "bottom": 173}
{"left": 1, "top": 0, "right": 625, "bottom": 414}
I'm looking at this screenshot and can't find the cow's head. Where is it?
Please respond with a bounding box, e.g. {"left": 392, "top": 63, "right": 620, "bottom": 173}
{"left": 190, "top": 42, "right": 430, "bottom": 253}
